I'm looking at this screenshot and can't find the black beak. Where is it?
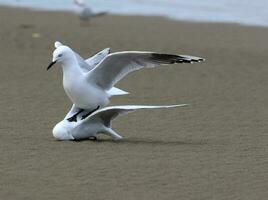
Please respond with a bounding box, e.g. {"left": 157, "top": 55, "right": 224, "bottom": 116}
{"left": 47, "top": 61, "right": 56, "bottom": 71}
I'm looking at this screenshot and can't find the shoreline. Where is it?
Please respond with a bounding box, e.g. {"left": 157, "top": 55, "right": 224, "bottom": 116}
{"left": 0, "top": 5, "right": 268, "bottom": 29}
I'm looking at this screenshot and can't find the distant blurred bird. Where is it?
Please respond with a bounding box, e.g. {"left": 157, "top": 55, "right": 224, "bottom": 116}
{"left": 73, "top": 0, "right": 107, "bottom": 25}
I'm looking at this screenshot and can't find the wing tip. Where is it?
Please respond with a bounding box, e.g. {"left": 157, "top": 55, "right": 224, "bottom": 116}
{"left": 167, "top": 104, "right": 189, "bottom": 108}
{"left": 150, "top": 53, "right": 205, "bottom": 64}
{"left": 104, "top": 47, "right": 111, "bottom": 54}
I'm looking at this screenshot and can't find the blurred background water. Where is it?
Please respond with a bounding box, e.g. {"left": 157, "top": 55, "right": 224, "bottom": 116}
{"left": 0, "top": 0, "right": 267, "bottom": 27}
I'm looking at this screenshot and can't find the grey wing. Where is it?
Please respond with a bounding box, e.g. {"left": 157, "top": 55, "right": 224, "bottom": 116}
{"left": 86, "top": 104, "right": 188, "bottom": 127}
{"left": 87, "top": 51, "right": 205, "bottom": 90}
{"left": 74, "top": 52, "right": 94, "bottom": 72}
{"left": 85, "top": 48, "right": 110, "bottom": 67}
{"left": 92, "top": 11, "right": 107, "bottom": 17}
{"left": 74, "top": 48, "right": 111, "bottom": 72}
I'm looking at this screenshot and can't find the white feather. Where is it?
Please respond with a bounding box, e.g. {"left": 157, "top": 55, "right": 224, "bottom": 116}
{"left": 52, "top": 104, "right": 188, "bottom": 141}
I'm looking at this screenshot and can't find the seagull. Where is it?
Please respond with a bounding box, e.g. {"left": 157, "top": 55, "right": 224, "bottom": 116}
{"left": 73, "top": 0, "right": 107, "bottom": 24}
{"left": 53, "top": 104, "right": 187, "bottom": 141}
{"left": 47, "top": 41, "right": 204, "bottom": 122}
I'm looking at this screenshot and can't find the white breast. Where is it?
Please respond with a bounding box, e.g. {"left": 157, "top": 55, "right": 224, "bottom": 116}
{"left": 63, "top": 76, "right": 109, "bottom": 109}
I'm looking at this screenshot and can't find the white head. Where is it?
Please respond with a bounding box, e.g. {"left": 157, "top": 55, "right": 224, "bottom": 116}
{"left": 52, "top": 120, "right": 75, "bottom": 140}
{"left": 47, "top": 41, "right": 76, "bottom": 70}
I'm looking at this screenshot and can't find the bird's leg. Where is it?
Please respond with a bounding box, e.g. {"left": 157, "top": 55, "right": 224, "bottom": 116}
{"left": 81, "top": 106, "right": 100, "bottom": 120}
{"left": 67, "top": 109, "right": 84, "bottom": 122}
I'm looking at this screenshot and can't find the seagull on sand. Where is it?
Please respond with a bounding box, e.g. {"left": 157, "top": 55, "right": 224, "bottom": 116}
{"left": 53, "top": 104, "right": 187, "bottom": 141}
{"left": 47, "top": 41, "right": 204, "bottom": 123}
{"left": 73, "top": 0, "right": 107, "bottom": 24}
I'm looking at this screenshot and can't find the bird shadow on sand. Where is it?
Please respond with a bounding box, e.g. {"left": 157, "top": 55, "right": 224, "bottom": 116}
{"left": 75, "top": 137, "right": 207, "bottom": 146}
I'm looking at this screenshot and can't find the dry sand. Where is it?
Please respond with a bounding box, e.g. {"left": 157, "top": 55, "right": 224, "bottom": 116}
{"left": 0, "top": 6, "right": 267, "bottom": 200}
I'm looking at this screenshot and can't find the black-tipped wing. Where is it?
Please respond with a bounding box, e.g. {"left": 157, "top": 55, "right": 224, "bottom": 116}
{"left": 87, "top": 51, "right": 204, "bottom": 90}
{"left": 150, "top": 53, "right": 204, "bottom": 64}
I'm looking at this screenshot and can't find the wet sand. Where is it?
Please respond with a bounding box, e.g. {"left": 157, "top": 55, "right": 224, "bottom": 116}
{"left": 0, "top": 6, "right": 267, "bottom": 200}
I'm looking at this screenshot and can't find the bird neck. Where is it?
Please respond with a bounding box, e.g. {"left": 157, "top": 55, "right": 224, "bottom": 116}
{"left": 61, "top": 56, "right": 83, "bottom": 79}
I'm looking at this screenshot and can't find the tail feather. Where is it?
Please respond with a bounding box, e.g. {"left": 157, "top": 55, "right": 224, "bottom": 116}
{"left": 107, "top": 87, "right": 129, "bottom": 97}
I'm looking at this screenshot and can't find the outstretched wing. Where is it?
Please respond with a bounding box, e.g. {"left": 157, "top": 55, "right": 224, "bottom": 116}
{"left": 87, "top": 51, "right": 204, "bottom": 90}
{"left": 85, "top": 48, "right": 110, "bottom": 67}
{"left": 74, "top": 52, "right": 94, "bottom": 72}
{"left": 75, "top": 48, "right": 111, "bottom": 72}
{"left": 86, "top": 104, "right": 188, "bottom": 127}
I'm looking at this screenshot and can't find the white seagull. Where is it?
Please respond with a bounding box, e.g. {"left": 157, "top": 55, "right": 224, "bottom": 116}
{"left": 73, "top": 0, "right": 107, "bottom": 24}
{"left": 47, "top": 41, "right": 204, "bottom": 122}
{"left": 53, "top": 104, "right": 187, "bottom": 141}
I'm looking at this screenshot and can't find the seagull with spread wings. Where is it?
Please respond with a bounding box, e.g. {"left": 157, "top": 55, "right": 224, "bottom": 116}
{"left": 47, "top": 41, "right": 205, "bottom": 122}
{"left": 53, "top": 104, "right": 188, "bottom": 141}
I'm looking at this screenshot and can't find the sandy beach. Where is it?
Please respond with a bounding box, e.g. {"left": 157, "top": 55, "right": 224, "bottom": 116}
{"left": 0, "top": 6, "right": 267, "bottom": 200}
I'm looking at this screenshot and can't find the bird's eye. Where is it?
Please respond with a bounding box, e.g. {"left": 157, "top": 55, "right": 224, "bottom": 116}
{"left": 58, "top": 54, "right": 63, "bottom": 57}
